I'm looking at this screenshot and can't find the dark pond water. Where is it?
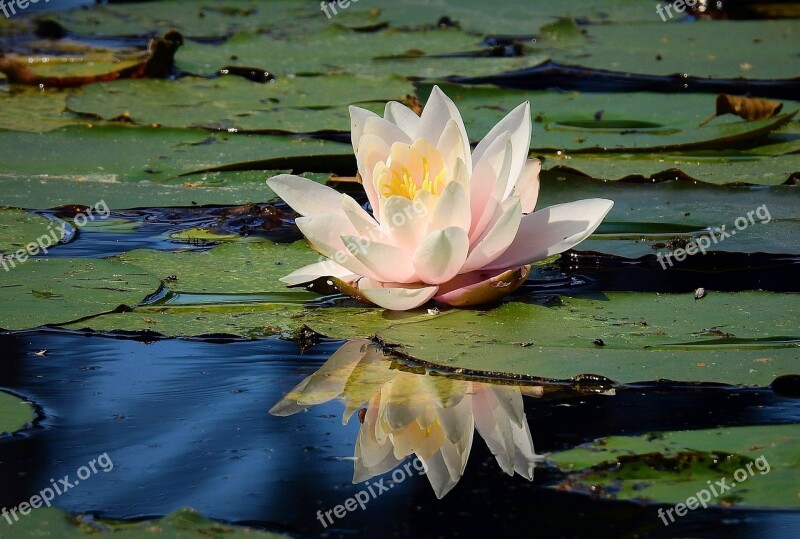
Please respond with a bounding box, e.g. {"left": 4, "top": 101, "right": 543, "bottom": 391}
{"left": 0, "top": 331, "right": 799, "bottom": 538}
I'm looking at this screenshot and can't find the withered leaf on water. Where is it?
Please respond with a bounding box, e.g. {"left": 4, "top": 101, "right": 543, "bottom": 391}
{"left": 0, "top": 30, "right": 183, "bottom": 88}
{"left": 699, "top": 94, "right": 783, "bottom": 126}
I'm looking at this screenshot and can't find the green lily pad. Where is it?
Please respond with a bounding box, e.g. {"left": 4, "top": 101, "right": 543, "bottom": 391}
{"left": 0, "top": 257, "right": 162, "bottom": 330}
{"left": 0, "top": 390, "right": 36, "bottom": 435}
{"left": 10, "top": 507, "right": 292, "bottom": 538}
{"left": 423, "top": 83, "right": 800, "bottom": 154}
{"left": 534, "top": 172, "right": 800, "bottom": 257}
{"left": 377, "top": 292, "right": 800, "bottom": 386}
{"left": 66, "top": 75, "right": 413, "bottom": 133}
{"left": 549, "top": 424, "right": 800, "bottom": 509}
{"left": 0, "top": 208, "right": 66, "bottom": 256}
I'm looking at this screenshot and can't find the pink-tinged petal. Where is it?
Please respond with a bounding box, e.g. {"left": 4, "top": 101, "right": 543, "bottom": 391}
{"left": 428, "top": 181, "right": 470, "bottom": 234}
{"left": 382, "top": 195, "right": 429, "bottom": 251}
{"left": 434, "top": 265, "right": 530, "bottom": 307}
{"left": 473, "top": 101, "right": 531, "bottom": 199}
{"left": 437, "top": 118, "right": 472, "bottom": 177}
{"left": 358, "top": 282, "right": 440, "bottom": 311}
{"left": 340, "top": 194, "right": 379, "bottom": 236}
{"left": 363, "top": 116, "right": 412, "bottom": 149}
{"left": 294, "top": 214, "right": 379, "bottom": 279}
{"left": 463, "top": 197, "right": 522, "bottom": 272}
{"left": 350, "top": 105, "right": 380, "bottom": 153}
{"left": 514, "top": 159, "right": 541, "bottom": 214}
{"left": 342, "top": 235, "right": 418, "bottom": 283}
{"left": 267, "top": 174, "right": 347, "bottom": 218}
{"left": 417, "top": 86, "right": 471, "bottom": 167}
{"left": 280, "top": 260, "right": 357, "bottom": 286}
{"left": 356, "top": 134, "right": 391, "bottom": 219}
{"left": 413, "top": 226, "right": 470, "bottom": 285}
{"left": 469, "top": 132, "right": 512, "bottom": 242}
{"left": 485, "top": 199, "right": 614, "bottom": 270}
{"left": 384, "top": 101, "right": 420, "bottom": 138}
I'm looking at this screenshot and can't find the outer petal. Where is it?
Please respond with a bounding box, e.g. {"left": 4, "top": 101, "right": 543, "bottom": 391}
{"left": 417, "top": 86, "right": 471, "bottom": 171}
{"left": 363, "top": 116, "right": 412, "bottom": 149}
{"left": 413, "top": 227, "right": 470, "bottom": 285}
{"left": 472, "top": 101, "right": 531, "bottom": 200}
{"left": 340, "top": 193, "right": 379, "bottom": 236}
{"left": 294, "top": 214, "right": 379, "bottom": 279}
{"left": 384, "top": 101, "right": 420, "bottom": 138}
{"left": 342, "top": 235, "right": 418, "bottom": 283}
{"left": 468, "top": 132, "right": 512, "bottom": 242}
{"left": 356, "top": 134, "right": 391, "bottom": 219}
{"left": 463, "top": 196, "right": 522, "bottom": 272}
{"left": 280, "top": 260, "right": 357, "bottom": 286}
{"left": 513, "top": 159, "right": 541, "bottom": 214}
{"left": 485, "top": 199, "right": 614, "bottom": 270}
{"left": 267, "top": 174, "right": 348, "bottom": 219}
{"left": 358, "top": 281, "right": 440, "bottom": 311}
{"left": 435, "top": 265, "right": 530, "bottom": 307}
{"left": 350, "top": 105, "right": 380, "bottom": 153}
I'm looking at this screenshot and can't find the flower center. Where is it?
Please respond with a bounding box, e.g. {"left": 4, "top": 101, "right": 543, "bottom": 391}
{"left": 382, "top": 157, "right": 447, "bottom": 200}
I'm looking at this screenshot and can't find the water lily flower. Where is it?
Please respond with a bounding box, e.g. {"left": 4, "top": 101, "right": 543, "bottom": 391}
{"left": 267, "top": 86, "right": 613, "bottom": 310}
{"left": 270, "top": 340, "right": 544, "bottom": 498}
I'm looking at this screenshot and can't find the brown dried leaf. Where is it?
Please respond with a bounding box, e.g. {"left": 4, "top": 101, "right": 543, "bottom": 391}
{"left": 700, "top": 94, "right": 783, "bottom": 126}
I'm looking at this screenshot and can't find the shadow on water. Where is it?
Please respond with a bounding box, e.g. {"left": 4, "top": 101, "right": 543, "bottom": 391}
{"left": 0, "top": 332, "right": 798, "bottom": 538}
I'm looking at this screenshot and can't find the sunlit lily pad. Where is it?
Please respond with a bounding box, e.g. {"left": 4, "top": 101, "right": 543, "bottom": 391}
{"left": 376, "top": 292, "right": 800, "bottom": 386}
{"left": 0, "top": 208, "right": 66, "bottom": 256}
{"left": 550, "top": 424, "right": 800, "bottom": 509}
{"left": 0, "top": 390, "right": 36, "bottom": 435}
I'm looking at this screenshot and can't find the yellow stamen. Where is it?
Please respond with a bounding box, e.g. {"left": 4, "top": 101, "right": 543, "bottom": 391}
{"left": 382, "top": 156, "right": 447, "bottom": 200}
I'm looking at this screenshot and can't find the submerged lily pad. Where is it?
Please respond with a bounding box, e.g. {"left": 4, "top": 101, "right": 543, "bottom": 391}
{"left": 0, "top": 390, "right": 36, "bottom": 435}
{"left": 11, "top": 507, "right": 292, "bottom": 538}
{"left": 550, "top": 424, "right": 800, "bottom": 509}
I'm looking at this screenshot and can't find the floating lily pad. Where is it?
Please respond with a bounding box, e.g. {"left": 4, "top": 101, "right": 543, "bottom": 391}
{"left": 11, "top": 507, "right": 292, "bottom": 538}
{"left": 0, "top": 390, "right": 36, "bottom": 435}
{"left": 0, "top": 208, "right": 66, "bottom": 256}
{"left": 377, "top": 292, "right": 800, "bottom": 386}
{"left": 66, "top": 75, "right": 412, "bottom": 133}
{"left": 0, "top": 257, "right": 161, "bottom": 330}
{"left": 550, "top": 424, "right": 800, "bottom": 509}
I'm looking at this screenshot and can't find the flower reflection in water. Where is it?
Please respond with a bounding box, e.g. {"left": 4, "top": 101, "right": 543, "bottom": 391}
{"left": 270, "top": 339, "right": 544, "bottom": 498}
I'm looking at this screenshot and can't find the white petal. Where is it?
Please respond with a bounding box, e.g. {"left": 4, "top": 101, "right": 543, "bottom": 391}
{"left": 473, "top": 101, "right": 531, "bottom": 200}
{"left": 463, "top": 197, "right": 522, "bottom": 272}
{"left": 340, "top": 194, "right": 379, "bottom": 236}
{"left": 267, "top": 174, "right": 346, "bottom": 218}
{"left": 417, "top": 86, "right": 471, "bottom": 171}
{"left": 350, "top": 105, "right": 380, "bottom": 153}
{"left": 382, "top": 195, "right": 429, "bottom": 251}
{"left": 358, "top": 282, "right": 439, "bottom": 311}
{"left": 357, "top": 134, "right": 391, "bottom": 219}
{"left": 279, "top": 260, "right": 357, "bottom": 286}
{"left": 437, "top": 119, "right": 471, "bottom": 177}
{"left": 428, "top": 181, "right": 471, "bottom": 234}
{"left": 384, "top": 101, "right": 420, "bottom": 138}
{"left": 514, "top": 159, "right": 541, "bottom": 214}
{"left": 342, "top": 234, "right": 418, "bottom": 283}
{"left": 412, "top": 226, "right": 470, "bottom": 285}
{"left": 485, "top": 199, "right": 614, "bottom": 270}
{"left": 363, "top": 116, "right": 412, "bottom": 149}
{"left": 294, "top": 214, "right": 379, "bottom": 279}
{"left": 468, "top": 132, "right": 512, "bottom": 242}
